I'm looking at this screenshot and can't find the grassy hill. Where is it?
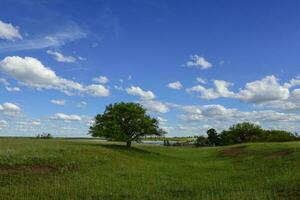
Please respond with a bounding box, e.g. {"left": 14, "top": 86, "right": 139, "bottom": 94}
{"left": 0, "top": 138, "right": 299, "bottom": 199}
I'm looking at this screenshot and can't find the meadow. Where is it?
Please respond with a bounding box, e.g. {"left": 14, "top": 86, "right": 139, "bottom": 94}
{"left": 0, "top": 138, "right": 299, "bottom": 200}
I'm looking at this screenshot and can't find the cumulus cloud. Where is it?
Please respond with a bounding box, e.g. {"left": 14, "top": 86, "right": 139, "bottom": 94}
{"left": 124, "top": 85, "right": 168, "bottom": 113}
{"left": 167, "top": 81, "right": 183, "bottom": 90}
{"left": 0, "top": 56, "right": 110, "bottom": 97}
{"left": 126, "top": 86, "right": 156, "bottom": 100}
{"left": 93, "top": 76, "right": 109, "bottom": 84}
{"left": 85, "top": 84, "right": 110, "bottom": 97}
{"left": 46, "top": 50, "right": 76, "bottom": 63}
{"left": 237, "top": 75, "right": 289, "bottom": 103}
{"left": 187, "top": 75, "right": 292, "bottom": 105}
{"left": 172, "top": 103, "right": 300, "bottom": 124}
{"left": 0, "top": 102, "right": 21, "bottom": 116}
{"left": 0, "top": 20, "right": 22, "bottom": 41}
{"left": 0, "top": 102, "right": 21, "bottom": 112}
{"left": 140, "top": 100, "right": 169, "bottom": 113}
{"left": 0, "top": 120, "right": 8, "bottom": 129}
{"left": 51, "top": 99, "right": 66, "bottom": 106}
{"left": 50, "top": 113, "right": 82, "bottom": 121}
{"left": 187, "top": 80, "right": 235, "bottom": 99}
{"left": 185, "top": 55, "right": 212, "bottom": 70}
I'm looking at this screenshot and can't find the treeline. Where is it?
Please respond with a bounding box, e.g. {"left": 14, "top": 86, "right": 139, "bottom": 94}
{"left": 195, "top": 122, "right": 299, "bottom": 147}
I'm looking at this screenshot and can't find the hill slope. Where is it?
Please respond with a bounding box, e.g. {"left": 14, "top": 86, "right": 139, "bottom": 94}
{"left": 0, "top": 138, "right": 299, "bottom": 200}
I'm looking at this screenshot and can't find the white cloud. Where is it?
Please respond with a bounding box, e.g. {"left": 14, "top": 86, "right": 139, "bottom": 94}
{"left": 167, "top": 81, "right": 183, "bottom": 90}
{"left": 0, "top": 24, "right": 85, "bottom": 52}
{"left": 0, "top": 102, "right": 21, "bottom": 116}
{"left": 51, "top": 99, "right": 66, "bottom": 106}
{"left": 0, "top": 120, "right": 8, "bottom": 129}
{"left": 0, "top": 20, "right": 22, "bottom": 41}
{"left": 141, "top": 100, "right": 169, "bottom": 113}
{"left": 46, "top": 50, "right": 76, "bottom": 63}
{"left": 77, "top": 101, "right": 87, "bottom": 108}
{"left": 0, "top": 78, "right": 9, "bottom": 86}
{"left": 93, "top": 76, "right": 109, "bottom": 84}
{"left": 0, "top": 56, "right": 110, "bottom": 97}
{"left": 0, "top": 102, "right": 21, "bottom": 112}
{"left": 157, "top": 116, "right": 167, "bottom": 123}
{"left": 31, "top": 121, "right": 41, "bottom": 126}
{"left": 78, "top": 56, "right": 86, "bottom": 61}
{"left": 187, "top": 80, "right": 234, "bottom": 99}
{"left": 50, "top": 113, "right": 82, "bottom": 121}
{"left": 0, "top": 78, "right": 20, "bottom": 92}
{"left": 237, "top": 75, "right": 289, "bottom": 104}
{"left": 85, "top": 84, "right": 110, "bottom": 97}
{"left": 196, "top": 77, "right": 206, "bottom": 84}
{"left": 5, "top": 86, "right": 20, "bottom": 92}
{"left": 187, "top": 75, "right": 290, "bottom": 104}
{"left": 284, "top": 76, "right": 300, "bottom": 88}
{"left": 174, "top": 103, "right": 300, "bottom": 124}
{"left": 126, "top": 86, "right": 156, "bottom": 100}
{"left": 185, "top": 55, "right": 212, "bottom": 70}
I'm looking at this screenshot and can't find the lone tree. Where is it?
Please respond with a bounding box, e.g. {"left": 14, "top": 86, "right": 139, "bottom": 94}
{"left": 89, "top": 102, "right": 165, "bottom": 147}
{"left": 207, "top": 128, "right": 220, "bottom": 146}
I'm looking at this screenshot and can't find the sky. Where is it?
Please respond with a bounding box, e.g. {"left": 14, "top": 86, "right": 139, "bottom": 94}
{"left": 1, "top": 0, "right": 300, "bottom": 137}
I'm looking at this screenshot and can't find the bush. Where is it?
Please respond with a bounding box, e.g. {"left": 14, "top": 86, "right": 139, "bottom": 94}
{"left": 36, "top": 132, "right": 53, "bottom": 139}
{"left": 195, "top": 122, "right": 298, "bottom": 147}
{"left": 262, "top": 130, "right": 297, "bottom": 142}
{"left": 195, "top": 136, "right": 209, "bottom": 147}
{"left": 219, "top": 122, "right": 264, "bottom": 145}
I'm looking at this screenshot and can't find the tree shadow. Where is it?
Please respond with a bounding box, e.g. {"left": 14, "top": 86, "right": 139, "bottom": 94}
{"left": 98, "top": 143, "right": 159, "bottom": 155}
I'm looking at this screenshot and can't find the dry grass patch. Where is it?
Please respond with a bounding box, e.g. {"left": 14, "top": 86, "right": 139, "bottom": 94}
{"left": 219, "top": 145, "right": 247, "bottom": 157}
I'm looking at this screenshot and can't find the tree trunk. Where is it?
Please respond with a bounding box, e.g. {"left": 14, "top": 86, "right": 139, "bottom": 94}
{"left": 126, "top": 141, "right": 132, "bottom": 148}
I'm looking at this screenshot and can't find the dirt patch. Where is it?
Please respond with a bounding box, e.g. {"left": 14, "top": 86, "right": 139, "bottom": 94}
{"left": 266, "top": 150, "right": 292, "bottom": 159}
{"left": 0, "top": 165, "right": 57, "bottom": 175}
{"left": 219, "top": 145, "right": 247, "bottom": 157}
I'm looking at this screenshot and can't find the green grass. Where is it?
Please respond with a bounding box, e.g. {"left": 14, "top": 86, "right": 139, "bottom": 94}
{"left": 0, "top": 138, "right": 299, "bottom": 199}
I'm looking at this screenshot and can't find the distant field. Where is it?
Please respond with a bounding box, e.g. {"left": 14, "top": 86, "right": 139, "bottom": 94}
{"left": 0, "top": 138, "right": 299, "bottom": 200}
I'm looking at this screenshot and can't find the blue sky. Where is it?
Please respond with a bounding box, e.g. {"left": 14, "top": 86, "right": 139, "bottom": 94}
{"left": 1, "top": 0, "right": 300, "bottom": 137}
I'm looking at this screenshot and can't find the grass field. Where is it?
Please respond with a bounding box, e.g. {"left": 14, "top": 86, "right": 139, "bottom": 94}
{"left": 0, "top": 138, "right": 299, "bottom": 200}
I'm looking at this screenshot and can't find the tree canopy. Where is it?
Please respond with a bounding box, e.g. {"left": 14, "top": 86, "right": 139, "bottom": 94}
{"left": 89, "top": 102, "right": 165, "bottom": 147}
{"left": 195, "top": 122, "right": 298, "bottom": 147}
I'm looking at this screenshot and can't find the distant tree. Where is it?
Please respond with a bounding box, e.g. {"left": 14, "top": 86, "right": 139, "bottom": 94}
{"left": 263, "top": 130, "right": 297, "bottom": 142}
{"left": 36, "top": 132, "right": 53, "bottom": 139}
{"left": 195, "top": 136, "right": 209, "bottom": 147}
{"left": 219, "top": 122, "right": 263, "bottom": 145}
{"left": 89, "top": 102, "right": 165, "bottom": 147}
{"left": 163, "top": 139, "right": 170, "bottom": 146}
{"left": 207, "top": 128, "right": 220, "bottom": 146}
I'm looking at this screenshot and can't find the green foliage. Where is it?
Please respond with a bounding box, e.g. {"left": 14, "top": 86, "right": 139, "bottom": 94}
{"left": 89, "top": 102, "right": 165, "bottom": 147}
{"left": 219, "top": 122, "right": 297, "bottom": 145}
{"left": 196, "top": 122, "right": 298, "bottom": 147}
{"left": 195, "top": 136, "right": 209, "bottom": 147}
{"left": 207, "top": 128, "right": 220, "bottom": 146}
{"left": 36, "top": 132, "right": 53, "bottom": 139}
{"left": 262, "top": 130, "right": 297, "bottom": 142}
{"left": 219, "top": 122, "right": 264, "bottom": 145}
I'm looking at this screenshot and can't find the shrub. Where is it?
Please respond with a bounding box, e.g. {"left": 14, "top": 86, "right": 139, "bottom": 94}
{"left": 219, "top": 122, "right": 264, "bottom": 145}
{"left": 36, "top": 132, "right": 53, "bottom": 139}
{"left": 195, "top": 136, "right": 209, "bottom": 147}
